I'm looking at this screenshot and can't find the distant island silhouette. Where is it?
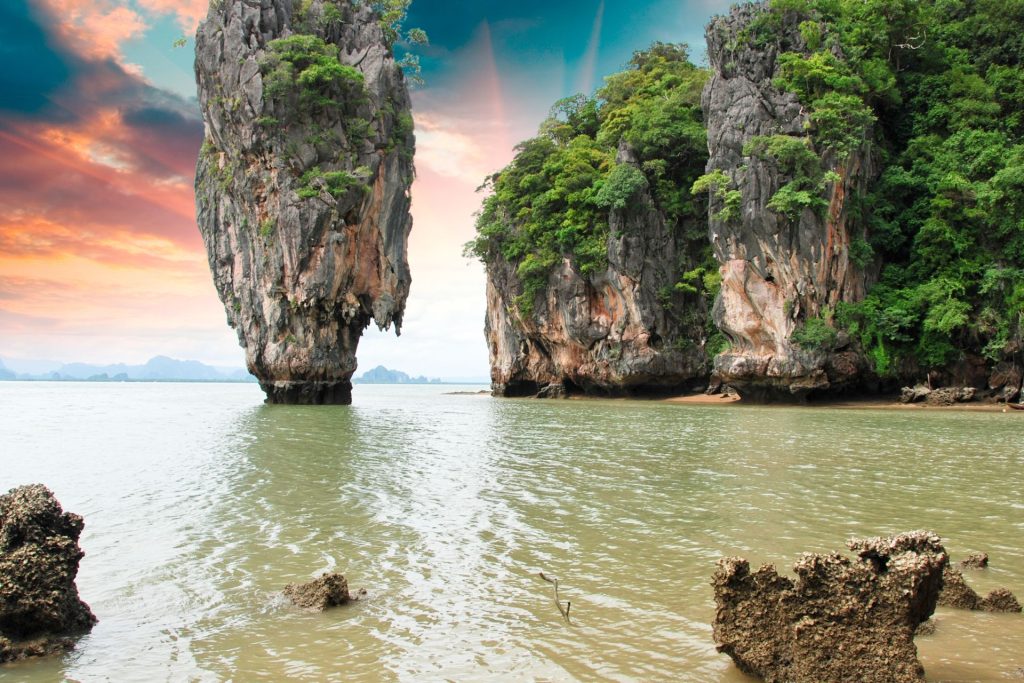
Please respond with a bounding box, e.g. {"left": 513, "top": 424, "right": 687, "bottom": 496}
{"left": 353, "top": 365, "right": 442, "bottom": 385}
{"left": 0, "top": 356, "right": 255, "bottom": 383}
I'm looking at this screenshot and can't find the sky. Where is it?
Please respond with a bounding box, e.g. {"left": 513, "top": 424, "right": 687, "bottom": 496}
{"left": 0, "top": 0, "right": 731, "bottom": 380}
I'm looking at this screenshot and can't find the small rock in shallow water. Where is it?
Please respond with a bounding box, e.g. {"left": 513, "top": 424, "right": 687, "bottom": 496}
{"left": 981, "top": 588, "right": 1022, "bottom": 613}
{"left": 283, "top": 573, "right": 351, "bottom": 611}
{"left": 959, "top": 552, "right": 989, "bottom": 569}
{"left": 938, "top": 565, "right": 1022, "bottom": 612}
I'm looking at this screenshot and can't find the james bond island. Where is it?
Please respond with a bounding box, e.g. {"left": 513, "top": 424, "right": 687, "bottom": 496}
{"left": 195, "top": 0, "right": 415, "bottom": 404}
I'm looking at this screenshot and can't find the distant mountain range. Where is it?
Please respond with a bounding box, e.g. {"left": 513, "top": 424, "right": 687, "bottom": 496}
{"left": 0, "top": 357, "right": 489, "bottom": 385}
{"left": 353, "top": 365, "right": 442, "bottom": 384}
{"left": 0, "top": 356, "right": 255, "bottom": 383}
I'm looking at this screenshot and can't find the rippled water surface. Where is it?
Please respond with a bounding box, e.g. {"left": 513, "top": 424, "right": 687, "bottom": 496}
{"left": 1, "top": 382, "right": 1022, "bottom": 681}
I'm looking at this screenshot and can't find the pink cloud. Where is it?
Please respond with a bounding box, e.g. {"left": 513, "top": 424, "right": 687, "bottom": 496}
{"left": 136, "top": 0, "right": 208, "bottom": 34}
{"left": 36, "top": 0, "right": 148, "bottom": 62}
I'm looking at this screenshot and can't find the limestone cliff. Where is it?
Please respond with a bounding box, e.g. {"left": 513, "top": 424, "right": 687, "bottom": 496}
{"left": 195, "top": 0, "right": 414, "bottom": 404}
{"left": 702, "top": 2, "right": 875, "bottom": 399}
{"left": 484, "top": 145, "right": 710, "bottom": 398}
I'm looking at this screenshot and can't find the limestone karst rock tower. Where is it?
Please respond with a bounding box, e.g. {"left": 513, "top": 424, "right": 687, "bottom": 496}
{"left": 195, "top": 0, "right": 414, "bottom": 404}
{"left": 702, "top": 3, "right": 875, "bottom": 399}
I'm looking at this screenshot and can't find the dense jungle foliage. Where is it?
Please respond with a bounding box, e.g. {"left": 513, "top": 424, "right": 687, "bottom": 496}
{"left": 752, "top": 0, "right": 1024, "bottom": 375}
{"left": 470, "top": 0, "right": 1023, "bottom": 378}
{"left": 465, "top": 43, "right": 715, "bottom": 317}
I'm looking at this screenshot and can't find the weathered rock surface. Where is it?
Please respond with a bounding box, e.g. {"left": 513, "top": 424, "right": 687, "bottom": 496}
{"left": 712, "top": 531, "right": 946, "bottom": 683}
{"left": 283, "top": 572, "right": 350, "bottom": 610}
{"left": 485, "top": 144, "right": 709, "bottom": 397}
{"left": 989, "top": 362, "right": 1023, "bottom": 403}
{"left": 925, "top": 386, "right": 976, "bottom": 406}
{"left": 195, "top": 0, "right": 414, "bottom": 404}
{"left": 938, "top": 565, "right": 1022, "bottom": 612}
{"left": 0, "top": 485, "right": 96, "bottom": 662}
{"left": 959, "top": 552, "right": 989, "bottom": 569}
{"left": 702, "top": 2, "right": 876, "bottom": 400}
{"left": 982, "top": 588, "right": 1023, "bottom": 613}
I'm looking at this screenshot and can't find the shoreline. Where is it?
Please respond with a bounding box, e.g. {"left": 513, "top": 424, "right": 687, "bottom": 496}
{"left": 662, "top": 392, "right": 1020, "bottom": 413}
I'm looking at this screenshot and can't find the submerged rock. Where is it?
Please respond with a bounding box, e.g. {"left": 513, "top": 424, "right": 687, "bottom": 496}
{"left": 283, "top": 572, "right": 351, "bottom": 611}
{"left": 959, "top": 552, "right": 989, "bottom": 569}
{"left": 0, "top": 485, "right": 96, "bottom": 662}
{"left": 939, "top": 565, "right": 1022, "bottom": 613}
{"left": 712, "top": 531, "right": 946, "bottom": 683}
{"left": 195, "top": 0, "right": 414, "bottom": 404}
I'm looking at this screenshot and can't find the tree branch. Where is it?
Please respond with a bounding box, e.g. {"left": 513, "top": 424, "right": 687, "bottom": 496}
{"left": 539, "top": 572, "right": 572, "bottom": 624}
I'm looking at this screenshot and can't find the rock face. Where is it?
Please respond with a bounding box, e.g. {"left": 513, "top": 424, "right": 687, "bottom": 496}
{"left": 0, "top": 485, "right": 96, "bottom": 662}
{"left": 283, "top": 572, "right": 350, "bottom": 610}
{"left": 702, "top": 3, "right": 875, "bottom": 400}
{"left": 989, "top": 362, "right": 1023, "bottom": 402}
{"left": 712, "top": 531, "right": 947, "bottom": 683}
{"left": 195, "top": 0, "right": 414, "bottom": 404}
{"left": 485, "top": 146, "right": 709, "bottom": 398}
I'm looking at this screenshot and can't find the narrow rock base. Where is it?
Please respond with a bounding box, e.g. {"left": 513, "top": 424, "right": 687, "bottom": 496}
{"left": 261, "top": 381, "right": 353, "bottom": 405}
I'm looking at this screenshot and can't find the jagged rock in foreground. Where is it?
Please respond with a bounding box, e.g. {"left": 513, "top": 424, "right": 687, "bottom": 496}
{"left": 195, "top": 0, "right": 414, "bottom": 404}
{"left": 0, "top": 485, "right": 96, "bottom": 662}
{"left": 712, "top": 531, "right": 946, "bottom": 683}
{"left": 283, "top": 572, "right": 351, "bottom": 611}
{"left": 484, "top": 145, "right": 709, "bottom": 398}
{"left": 702, "top": 3, "right": 875, "bottom": 400}
{"left": 938, "top": 565, "right": 1022, "bottom": 613}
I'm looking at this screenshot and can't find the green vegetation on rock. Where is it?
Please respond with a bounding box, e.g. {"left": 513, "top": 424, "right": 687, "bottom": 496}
{"left": 698, "top": 0, "right": 1024, "bottom": 378}
{"left": 466, "top": 43, "right": 713, "bottom": 317}
{"left": 749, "top": 0, "right": 1024, "bottom": 375}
